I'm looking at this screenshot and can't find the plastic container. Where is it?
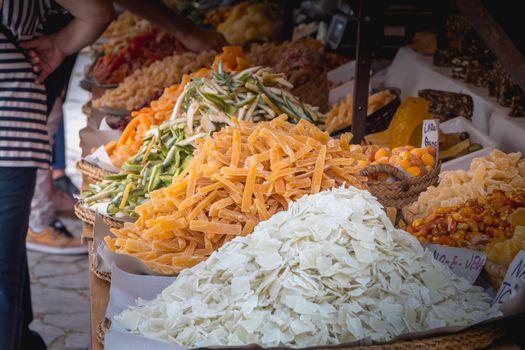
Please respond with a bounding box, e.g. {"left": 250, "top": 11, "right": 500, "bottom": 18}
{"left": 440, "top": 117, "right": 495, "bottom": 171}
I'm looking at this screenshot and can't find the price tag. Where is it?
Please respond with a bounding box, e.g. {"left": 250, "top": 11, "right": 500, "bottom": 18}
{"left": 494, "top": 250, "right": 525, "bottom": 306}
{"left": 424, "top": 244, "right": 486, "bottom": 283}
{"left": 422, "top": 119, "right": 439, "bottom": 162}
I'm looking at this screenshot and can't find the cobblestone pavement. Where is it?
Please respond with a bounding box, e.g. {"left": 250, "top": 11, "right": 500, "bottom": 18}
{"left": 27, "top": 53, "right": 92, "bottom": 349}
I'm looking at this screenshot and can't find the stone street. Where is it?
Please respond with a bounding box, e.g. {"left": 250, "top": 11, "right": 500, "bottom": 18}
{"left": 27, "top": 53, "right": 92, "bottom": 350}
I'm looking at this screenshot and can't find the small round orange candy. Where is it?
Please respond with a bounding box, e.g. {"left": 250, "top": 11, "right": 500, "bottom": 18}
{"left": 399, "top": 159, "right": 411, "bottom": 169}
{"left": 400, "top": 151, "right": 411, "bottom": 160}
{"left": 409, "top": 154, "right": 423, "bottom": 166}
{"left": 374, "top": 148, "right": 391, "bottom": 161}
{"left": 421, "top": 153, "right": 435, "bottom": 167}
{"left": 388, "top": 155, "right": 401, "bottom": 166}
{"left": 406, "top": 166, "right": 421, "bottom": 177}
{"left": 410, "top": 148, "right": 426, "bottom": 157}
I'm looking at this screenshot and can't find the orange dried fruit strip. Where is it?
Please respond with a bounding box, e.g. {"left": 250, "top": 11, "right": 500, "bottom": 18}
{"left": 107, "top": 116, "right": 370, "bottom": 274}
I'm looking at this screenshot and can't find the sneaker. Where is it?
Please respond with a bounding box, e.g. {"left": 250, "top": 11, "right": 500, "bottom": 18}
{"left": 54, "top": 175, "right": 80, "bottom": 199}
{"left": 26, "top": 219, "right": 87, "bottom": 255}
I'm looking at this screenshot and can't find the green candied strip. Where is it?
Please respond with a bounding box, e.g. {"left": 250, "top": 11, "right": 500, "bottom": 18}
{"left": 81, "top": 125, "right": 195, "bottom": 218}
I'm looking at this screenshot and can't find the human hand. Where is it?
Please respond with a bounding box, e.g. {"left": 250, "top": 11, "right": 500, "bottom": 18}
{"left": 179, "top": 27, "right": 228, "bottom": 52}
{"left": 20, "top": 35, "right": 66, "bottom": 84}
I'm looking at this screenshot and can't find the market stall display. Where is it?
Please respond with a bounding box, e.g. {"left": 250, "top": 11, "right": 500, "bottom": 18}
{"left": 92, "top": 51, "right": 216, "bottom": 111}
{"left": 247, "top": 39, "right": 330, "bottom": 110}
{"left": 217, "top": 2, "right": 281, "bottom": 46}
{"left": 82, "top": 64, "right": 323, "bottom": 220}
{"left": 434, "top": 14, "right": 525, "bottom": 117}
{"left": 406, "top": 189, "right": 525, "bottom": 247}
{"left": 100, "top": 11, "right": 147, "bottom": 42}
{"left": 105, "top": 47, "right": 250, "bottom": 167}
{"left": 106, "top": 117, "right": 370, "bottom": 274}
{"left": 366, "top": 96, "right": 490, "bottom": 164}
{"left": 73, "top": 5, "right": 525, "bottom": 350}
{"left": 92, "top": 27, "right": 186, "bottom": 85}
{"left": 486, "top": 225, "right": 525, "bottom": 267}
{"left": 403, "top": 150, "right": 525, "bottom": 220}
{"left": 114, "top": 187, "right": 500, "bottom": 347}
{"left": 325, "top": 89, "right": 397, "bottom": 134}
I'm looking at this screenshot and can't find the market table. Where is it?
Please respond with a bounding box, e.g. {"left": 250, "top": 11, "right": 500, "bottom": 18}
{"left": 383, "top": 47, "right": 525, "bottom": 136}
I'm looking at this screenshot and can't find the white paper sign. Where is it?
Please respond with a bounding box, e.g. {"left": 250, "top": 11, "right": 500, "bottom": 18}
{"left": 84, "top": 145, "right": 120, "bottom": 173}
{"left": 422, "top": 119, "right": 439, "bottom": 161}
{"left": 424, "top": 244, "right": 486, "bottom": 284}
{"left": 493, "top": 250, "right": 525, "bottom": 306}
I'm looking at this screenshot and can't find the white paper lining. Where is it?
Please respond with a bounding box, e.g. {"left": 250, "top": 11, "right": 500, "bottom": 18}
{"left": 97, "top": 194, "right": 525, "bottom": 349}
{"left": 104, "top": 258, "right": 525, "bottom": 350}
{"left": 84, "top": 145, "right": 120, "bottom": 173}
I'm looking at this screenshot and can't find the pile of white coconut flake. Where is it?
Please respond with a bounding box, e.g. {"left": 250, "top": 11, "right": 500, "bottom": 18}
{"left": 115, "top": 187, "right": 500, "bottom": 347}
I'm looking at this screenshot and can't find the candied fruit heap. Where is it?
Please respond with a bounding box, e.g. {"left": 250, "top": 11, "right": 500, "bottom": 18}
{"left": 406, "top": 190, "right": 525, "bottom": 247}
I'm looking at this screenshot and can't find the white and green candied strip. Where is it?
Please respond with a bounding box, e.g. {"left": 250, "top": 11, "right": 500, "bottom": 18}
{"left": 81, "top": 124, "right": 193, "bottom": 218}
{"left": 172, "top": 64, "right": 322, "bottom": 126}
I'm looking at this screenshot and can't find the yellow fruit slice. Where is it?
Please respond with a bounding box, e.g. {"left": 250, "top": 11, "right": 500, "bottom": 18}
{"left": 438, "top": 139, "right": 470, "bottom": 160}
{"left": 366, "top": 97, "right": 432, "bottom": 148}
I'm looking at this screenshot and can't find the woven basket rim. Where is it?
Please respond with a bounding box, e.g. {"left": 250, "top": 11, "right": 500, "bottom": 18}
{"left": 361, "top": 164, "right": 441, "bottom": 211}
{"left": 74, "top": 202, "right": 126, "bottom": 229}
{"left": 74, "top": 202, "right": 95, "bottom": 226}
{"left": 76, "top": 159, "right": 116, "bottom": 183}
{"left": 362, "top": 163, "right": 441, "bottom": 188}
{"left": 94, "top": 322, "right": 502, "bottom": 349}
{"left": 90, "top": 262, "right": 112, "bottom": 282}
{"left": 96, "top": 318, "right": 111, "bottom": 345}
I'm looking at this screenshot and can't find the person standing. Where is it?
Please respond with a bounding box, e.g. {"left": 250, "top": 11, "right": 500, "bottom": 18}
{"left": 0, "top": 0, "right": 113, "bottom": 348}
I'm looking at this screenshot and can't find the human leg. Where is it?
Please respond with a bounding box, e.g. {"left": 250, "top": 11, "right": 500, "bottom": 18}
{"left": 27, "top": 98, "right": 86, "bottom": 255}
{"left": 0, "top": 167, "right": 37, "bottom": 350}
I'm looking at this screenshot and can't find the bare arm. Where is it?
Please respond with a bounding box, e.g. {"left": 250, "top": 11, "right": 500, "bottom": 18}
{"left": 21, "top": 0, "right": 115, "bottom": 83}
{"left": 52, "top": 0, "right": 116, "bottom": 56}
{"left": 115, "top": 0, "right": 226, "bottom": 52}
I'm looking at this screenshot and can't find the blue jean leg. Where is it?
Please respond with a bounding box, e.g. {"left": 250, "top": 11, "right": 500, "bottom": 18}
{"left": 52, "top": 117, "right": 66, "bottom": 170}
{"left": 0, "top": 167, "right": 37, "bottom": 350}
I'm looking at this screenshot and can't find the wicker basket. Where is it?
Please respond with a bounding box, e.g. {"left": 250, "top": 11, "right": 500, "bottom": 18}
{"left": 93, "top": 321, "right": 502, "bottom": 349}
{"left": 483, "top": 260, "right": 507, "bottom": 290}
{"left": 89, "top": 243, "right": 112, "bottom": 282}
{"left": 349, "top": 325, "right": 502, "bottom": 350}
{"left": 360, "top": 164, "right": 440, "bottom": 211}
{"left": 74, "top": 202, "right": 95, "bottom": 226}
{"left": 76, "top": 159, "right": 116, "bottom": 183}
{"left": 96, "top": 318, "right": 111, "bottom": 345}
{"left": 74, "top": 202, "right": 125, "bottom": 229}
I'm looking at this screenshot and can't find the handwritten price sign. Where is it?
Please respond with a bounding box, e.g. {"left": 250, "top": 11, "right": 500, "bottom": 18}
{"left": 494, "top": 250, "right": 525, "bottom": 306}
{"left": 421, "top": 119, "right": 440, "bottom": 162}
{"left": 424, "top": 244, "right": 486, "bottom": 283}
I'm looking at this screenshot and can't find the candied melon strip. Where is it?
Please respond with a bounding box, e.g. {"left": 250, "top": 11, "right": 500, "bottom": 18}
{"left": 107, "top": 117, "right": 369, "bottom": 274}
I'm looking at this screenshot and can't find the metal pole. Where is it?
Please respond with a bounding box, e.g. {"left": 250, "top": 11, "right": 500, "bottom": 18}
{"left": 351, "top": 0, "right": 371, "bottom": 144}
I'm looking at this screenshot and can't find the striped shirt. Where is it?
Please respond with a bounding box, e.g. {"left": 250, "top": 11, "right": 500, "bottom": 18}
{"left": 0, "top": 0, "right": 53, "bottom": 168}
